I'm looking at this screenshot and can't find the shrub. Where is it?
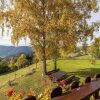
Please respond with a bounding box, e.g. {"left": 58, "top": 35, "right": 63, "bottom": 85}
{"left": 0, "top": 60, "right": 10, "bottom": 74}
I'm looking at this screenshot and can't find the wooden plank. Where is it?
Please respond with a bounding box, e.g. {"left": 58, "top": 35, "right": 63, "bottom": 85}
{"left": 52, "top": 79, "right": 100, "bottom": 100}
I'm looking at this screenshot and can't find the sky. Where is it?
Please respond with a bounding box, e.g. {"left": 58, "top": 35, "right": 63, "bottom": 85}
{"left": 0, "top": 1, "right": 100, "bottom": 46}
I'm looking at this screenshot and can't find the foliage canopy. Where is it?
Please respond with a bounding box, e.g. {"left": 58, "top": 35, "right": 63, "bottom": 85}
{"left": 0, "top": 0, "right": 99, "bottom": 75}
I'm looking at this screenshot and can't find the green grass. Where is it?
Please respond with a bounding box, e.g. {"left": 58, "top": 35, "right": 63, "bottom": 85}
{"left": 0, "top": 65, "right": 34, "bottom": 85}
{"left": 75, "top": 55, "right": 91, "bottom": 59}
{"left": 0, "top": 59, "right": 100, "bottom": 100}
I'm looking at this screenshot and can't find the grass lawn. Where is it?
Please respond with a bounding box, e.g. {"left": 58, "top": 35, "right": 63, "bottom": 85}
{"left": 0, "top": 59, "right": 100, "bottom": 100}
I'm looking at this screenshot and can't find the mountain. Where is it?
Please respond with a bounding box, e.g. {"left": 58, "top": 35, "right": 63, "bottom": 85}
{"left": 0, "top": 45, "right": 33, "bottom": 58}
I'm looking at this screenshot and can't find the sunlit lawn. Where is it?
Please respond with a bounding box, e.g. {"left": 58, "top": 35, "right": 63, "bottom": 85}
{"left": 0, "top": 59, "right": 100, "bottom": 100}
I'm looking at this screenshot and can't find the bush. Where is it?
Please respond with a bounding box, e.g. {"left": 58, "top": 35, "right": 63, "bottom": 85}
{"left": 0, "top": 60, "right": 10, "bottom": 74}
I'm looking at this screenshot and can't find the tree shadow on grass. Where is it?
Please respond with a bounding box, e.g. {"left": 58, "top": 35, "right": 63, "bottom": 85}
{"left": 68, "top": 68, "right": 100, "bottom": 78}
{"left": 10, "top": 82, "right": 18, "bottom": 86}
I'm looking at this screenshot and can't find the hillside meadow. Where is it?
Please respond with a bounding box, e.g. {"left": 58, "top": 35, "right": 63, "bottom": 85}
{"left": 0, "top": 59, "right": 100, "bottom": 99}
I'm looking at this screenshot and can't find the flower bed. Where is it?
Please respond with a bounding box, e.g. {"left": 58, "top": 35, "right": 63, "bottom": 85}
{"left": 5, "top": 75, "right": 69, "bottom": 100}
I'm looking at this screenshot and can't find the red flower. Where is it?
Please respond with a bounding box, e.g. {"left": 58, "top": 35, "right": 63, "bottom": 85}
{"left": 5, "top": 88, "right": 15, "bottom": 97}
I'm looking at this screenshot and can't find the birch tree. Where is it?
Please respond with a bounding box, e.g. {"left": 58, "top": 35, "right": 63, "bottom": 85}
{"left": 0, "top": 0, "right": 99, "bottom": 75}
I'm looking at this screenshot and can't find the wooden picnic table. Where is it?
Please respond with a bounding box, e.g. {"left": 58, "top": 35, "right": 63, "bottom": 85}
{"left": 48, "top": 71, "right": 68, "bottom": 82}
{"left": 52, "top": 79, "right": 100, "bottom": 100}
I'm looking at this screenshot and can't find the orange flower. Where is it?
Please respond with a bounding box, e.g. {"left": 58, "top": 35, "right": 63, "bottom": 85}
{"left": 19, "top": 91, "right": 25, "bottom": 97}
{"left": 44, "top": 79, "right": 47, "bottom": 83}
{"left": 44, "top": 79, "right": 49, "bottom": 84}
{"left": 60, "top": 80, "right": 67, "bottom": 88}
{"left": 44, "top": 87, "right": 50, "bottom": 94}
{"left": 28, "top": 92, "right": 33, "bottom": 96}
{"left": 28, "top": 88, "right": 34, "bottom": 96}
